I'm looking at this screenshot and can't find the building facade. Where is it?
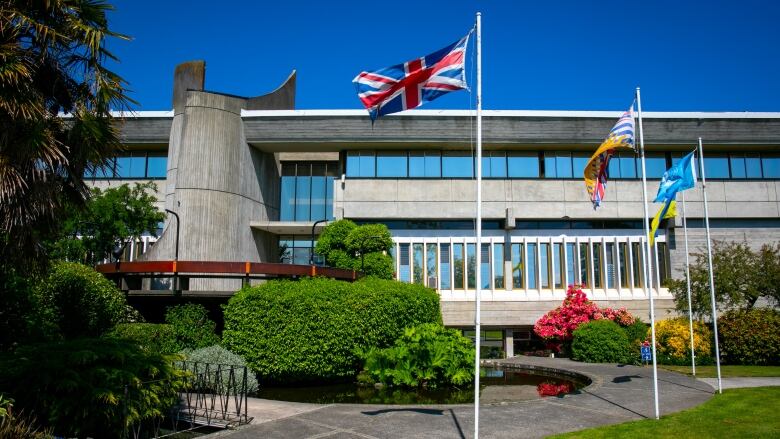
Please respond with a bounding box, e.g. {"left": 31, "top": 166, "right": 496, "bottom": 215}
{"left": 100, "top": 61, "right": 780, "bottom": 355}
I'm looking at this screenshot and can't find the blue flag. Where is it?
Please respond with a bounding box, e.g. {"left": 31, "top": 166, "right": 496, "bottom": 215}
{"left": 654, "top": 151, "right": 697, "bottom": 202}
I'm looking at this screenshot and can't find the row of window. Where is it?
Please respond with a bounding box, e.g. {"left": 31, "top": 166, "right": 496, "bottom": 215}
{"left": 280, "top": 162, "right": 337, "bottom": 222}
{"left": 391, "top": 238, "right": 670, "bottom": 292}
{"left": 85, "top": 152, "right": 167, "bottom": 179}
{"left": 345, "top": 150, "right": 780, "bottom": 180}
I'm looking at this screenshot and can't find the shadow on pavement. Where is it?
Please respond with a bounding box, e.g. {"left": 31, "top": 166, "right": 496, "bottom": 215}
{"left": 361, "top": 408, "right": 444, "bottom": 416}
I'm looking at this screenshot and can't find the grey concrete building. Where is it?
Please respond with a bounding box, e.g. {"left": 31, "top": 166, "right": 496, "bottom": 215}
{"left": 99, "top": 61, "right": 780, "bottom": 356}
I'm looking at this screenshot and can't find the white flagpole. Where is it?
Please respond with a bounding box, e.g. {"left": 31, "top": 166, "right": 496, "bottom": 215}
{"left": 682, "top": 190, "right": 696, "bottom": 376}
{"left": 636, "top": 87, "right": 660, "bottom": 419}
{"left": 474, "top": 11, "right": 483, "bottom": 439}
{"left": 698, "top": 137, "right": 723, "bottom": 394}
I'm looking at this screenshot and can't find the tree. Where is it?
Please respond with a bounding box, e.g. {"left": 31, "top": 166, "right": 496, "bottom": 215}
{"left": 668, "top": 241, "right": 780, "bottom": 320}
{"left": 51, "top": 182, "right": 164, "bottom": 264}
{"left": 315, "top": 219, "right": 395, "bottom": 279}
{"left": 0, "top": 0, "right": 133, "bottom": 270}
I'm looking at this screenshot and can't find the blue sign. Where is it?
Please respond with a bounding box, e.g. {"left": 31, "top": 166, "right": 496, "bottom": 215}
{"left": 641, "top": 346, "right": 652, "bottom": 362}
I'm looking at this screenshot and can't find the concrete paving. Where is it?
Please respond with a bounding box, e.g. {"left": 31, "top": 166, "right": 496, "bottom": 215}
{"left": 700, "top": 376, "right": 780, "bottom": 390}
{"left": 206, "top": 356, "right": 731, "bottom": 438}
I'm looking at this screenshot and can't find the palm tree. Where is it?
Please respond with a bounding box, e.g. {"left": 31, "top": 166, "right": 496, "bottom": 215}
{"left": 0, "top": 0, "right": 133, "bottom": 270}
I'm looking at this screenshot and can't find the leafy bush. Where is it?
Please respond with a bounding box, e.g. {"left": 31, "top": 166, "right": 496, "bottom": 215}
{"left": 222, "top": 277, "right": 441, "bottom": 384}
{"left": 622, "top": 318, "right": 649, "bottom": 347}
{"left": 361, "top": 323, "right": 474, "bottom": 389}
{"left": 36, "top": 262, "right": 129, "bottom": 339}
{"left": 0, "top": 338, "right": 187, "bottom": 438}
{"left": 571, "top": 320, "right": 632, "bottom": 363}
{"left": 108, "top": 323, "right": 178, "bottom": 354}
{"left": 719, "top": 308, "right": 780, "bottom": 365}
{"left": 0, "top": 267, "right": 50, "bottom": 350}
{"left": 315, "top": 220, "right": 395, "bottom": 278}
{"left": 181, "top": 345, "right": 259, "bottom": 393}
{"left": 653, "top": 317, "right": 713, "bottom": 365}
{"left": 165, "top": 303, "right": 220, "bottom": 350}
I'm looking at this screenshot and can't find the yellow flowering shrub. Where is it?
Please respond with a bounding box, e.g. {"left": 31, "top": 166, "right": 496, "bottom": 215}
{"left": 651, "top": 317, "right": 712, "bottom": 361}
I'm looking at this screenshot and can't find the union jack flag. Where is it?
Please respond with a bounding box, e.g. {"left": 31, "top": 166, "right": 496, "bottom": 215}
{"left": 353, "top": 31, "right": 472, "bottom": 121}
{"left": 584, "top": 110, "right": 636, "bottom": 209}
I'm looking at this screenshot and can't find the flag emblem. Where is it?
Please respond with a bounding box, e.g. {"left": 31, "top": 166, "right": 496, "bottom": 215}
{"left": 584, "top": 110, "right": 636, "bottom": 208}
{"left": 353, "top": 31, "right": 472, "bottom": 121}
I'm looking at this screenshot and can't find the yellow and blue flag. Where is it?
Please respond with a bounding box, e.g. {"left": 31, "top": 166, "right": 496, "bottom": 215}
{"left": 655, "top": 150, "right": 697, "bottom": 202}
{"left": 649, "top": 199, "right": 677, "bottom": 245}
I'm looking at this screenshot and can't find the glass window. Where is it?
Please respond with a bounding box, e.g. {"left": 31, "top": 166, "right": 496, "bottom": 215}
{"left": 565, "top": 243, "right": 576, "bottom": 287}
{"left": 730, "top": 156, "right": 746, "bottom": 179}
{"left": 619, "top": 242, "right": 629, "bottom": 288}
{"left": 746, "top": 154, "right": 762, "bottom": 178}
{"left": 280, "top": 176, "right": 297, "bottom": 221}
{"left": 467, "top": 243, "right": 476, "bottom": 289}
{"left": 399, "top": 243, "right": 410, "bottom": 283}
{"left": 360, "top": 152, "right": 376, "bottom": 177}
{"left": 544, "top": 154, "right": 556, "bottom": 178}
{"left": 540, "top": 243, "right": 550, "bottom": 289}
{"left": 413, "top": 243, "right": 424, "bottom": 284}
{"left": 606, "top": 243, "right": 616, "bottom": 289}
{"left": 482, "top": 152, "right": 507, "bottom": 178}
{"left": 527, "top": 243, "right": 538, "bottom": 289}
{"left": 553, "top": 243, "right": 563, "bottom": 289}
{"left": 593, "top": 243, "right": 603, "bottom": 288}
{"left": 763, "top": 154, "right": 780, "bottom": 178}
{"left": 618, "top": 153, "right": 637, "bottom": 178}
{"left": 702, "top": 155, "right": 730, "bottom": 179}
{"left": 511, "top": 243, "right": 523, "bottom": 289}
{"left": 657, "top": 242, "right": 670, "bottom": 286}
{"left": 493, "top": 243, "right": 504, "bottom": 289}
{"left": 294, "top": 176, "right": 311, "bottom": 221}
{"left": 480, "top": 244, "right": 490, "bottom": 289}
{"left": 644, "top": 153, "right": 667, "bottom": 178}
{"left": 409, "top": 152, "right": 425, "bottom": 177}
{"left": 346, "top": 152, "right": 361, "bottom": 177}
{"left": 115, "top": 155, "right": 146, "bottom": 178}
{"left": 555, "top": 152, "right": 573, "bottom": 178}
{"left": 508, "top": 153, "right": 539, "bottom": 178}
{"left": 147, "top": 155, "right": 167, "bottom": 178}
{"left": 579, "top": 243, "right": 589, "bottom": 287}
{"left": 376, "top": 152, "right": 407, "bottom": 177}
{"left": 426, "top": 243, "right": 437, "bottom": 289}
{"left": 442, "top": 152, "right": 473, "bottom": 178}
{"left": 572, "top": 154, "right": 590, "bottom": 179}
{"left": 440, "top": 244, "right": 451, "bottom": 289}
{"left": 310, "top": 175, "right": 327, "bottom": 221}
{"left": 632, "top": 242, "right": 644, "bottom": 288}
{"left": 453, "top": 243, "right": 465, "bottom": 289}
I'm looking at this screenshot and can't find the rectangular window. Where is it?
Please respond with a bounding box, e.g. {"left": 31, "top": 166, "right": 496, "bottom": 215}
{"left": 616, "top": 153, "right": 637, "bottom": 178}
{"left": 467, "top": 243, "right": 476, "bottom": 289}
{"left": 605, "top": 243, "right": 616, "bottom": 289}
{"left": 730, "top": 156, "right": 747, "bottom": 179}
{"left": 746, "top": 154, "right": 762, "bottom": 178}
{"left": 553, "top": 243, "right": 563, "bottom": 289}
{"left": 565, "top": 243, "right": 576, "bottom": 286}
{"left": 280, "top": 176, "right": 297, "bottom": 221}
{"left": 508, "top": 152, "right": 540, "bottom": 177}
{"left": 493, "top": 243, "right": 504, "bottom": 289}
{"left": 376, "top": 152, "right": 408, "bottom": 177}
{"left": 702, "top": 155, "right": 730, "bottom": 179}
{"left": 511, "top": 243, "right": 523, "bottom": 289}
{"left": 480, "top": 244, "right": 490, "bottom": 289}
{"left": 592, "top": 242, "right": 603, "bottom": 288}
{"left": 540, "top": 243, "right": 550, "bottom": 289}
{"left": 147, "top": 155, "right": 167, "bottom": 178}
{"left": 453, "top": 243, "right": 465, "bottom": 289}
{"left": 409, "top": 152, "right": 440, "bottom": 178}
{"left": 294, "top": 175, "right": 311, "bottom": 221}
{"left": 399, "top": 243, "right": 411, "bottom": 283}
{"left": 310, "top": 175, "right": 327, "bottom": 221}
{"left": 426, "top": 243, "right": 437, "bottom": 289}
{"left": 527, "top": 243, "right": 538, "bottom": 289}
{"left": 482, "top": 152, "right": 507, "bottom": 178}
{"left": 763, "top": 154, "right": 780, "bottom": 178}
{"left": 413, "top": 243, "right": 424, "bottom": 284}
{"left": 657, "top": 242, "right": 670, "bottom": 286}
{"left": 632, "top": 242, "right": 643, "bottom": 288}
{"left": 645, "top": 153, "right": 667, "bottom": 178}
{"left": 619, "top": 242, "right": 629, "bottom": 288}
{"left": 442, "top": 152, "right": 473, "bottom": 178}
{"left": 579, "top": 243, "right": 590, "bottom": 287}
{"left": 115, "top": 155, "right": 146, "bottom": 178}
{"left": 572, "top": 153, "right": 590, "bottom": 179}
{"left": 440, "top": 244, "right": 451, "bottom": 289}
{"left": 555, "top": 152, "right": 573, "bottom": 178}
{"left": 346, "top": 152, "right": 361, "bottom": 177}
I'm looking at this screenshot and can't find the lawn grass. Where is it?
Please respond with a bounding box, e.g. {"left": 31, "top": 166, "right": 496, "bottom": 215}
{"left": 658, "top": 365, "right": 780, "bottom": 378}
{"left": 548, "top": 387, "right": 780, "bottom": 439}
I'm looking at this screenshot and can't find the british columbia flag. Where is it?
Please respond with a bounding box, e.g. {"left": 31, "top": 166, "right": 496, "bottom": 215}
{"left": 583, "top": 110, "right": 636, "bottom": 209}
{"left": 353, "top": 30, "right": 472, "bottom": 121}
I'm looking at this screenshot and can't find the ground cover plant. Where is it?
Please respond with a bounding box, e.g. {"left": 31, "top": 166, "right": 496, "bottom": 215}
{"left": 360, "top": 323, "right": 475, "bottom": 389}
{"left": 549, "top": 387, "right": 780, "bottom": 438}
{"left": 222, "top": 277, "right": 441, "bottom": 384}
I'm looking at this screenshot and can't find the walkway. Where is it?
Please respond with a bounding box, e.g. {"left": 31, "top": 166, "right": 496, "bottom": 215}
{"left": 213, "top": 356, "right": 726, "bottom": 438}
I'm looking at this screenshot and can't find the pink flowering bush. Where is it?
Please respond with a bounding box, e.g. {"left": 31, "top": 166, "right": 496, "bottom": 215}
{"left": 534, "top": 285, "right": 638, "bottom": 350}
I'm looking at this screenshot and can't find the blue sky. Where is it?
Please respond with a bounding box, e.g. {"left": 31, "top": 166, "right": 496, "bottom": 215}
{"left": 107, "top": 1, "right": 780, "bottom": 112}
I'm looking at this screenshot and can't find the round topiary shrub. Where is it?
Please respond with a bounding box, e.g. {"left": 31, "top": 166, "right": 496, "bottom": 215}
{"left": 571, "top": 319, "right": 632, "bottom": 363}
{"left": 653, "top": 317, "right": 713, "bottom": 365}
{"left": 222, "top": 277, "right": 441, "bottom": 384}
{"left": 719, "top": 308, "right": 780, "bottom": 365}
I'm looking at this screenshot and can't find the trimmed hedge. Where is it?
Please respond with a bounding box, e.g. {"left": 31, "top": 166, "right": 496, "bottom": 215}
{"left": 108, "top": 323, "right": 179, "bottom": 354}
{"left": 571, "top": 319, "right": 632, "bottom": 363}
{"left": 222, "top": 277, "right": 441, "bottom": 384}
{"left": 165, "top": 303, "right": 220, "bottom": 350}
{"left": 719, "top": 308, "right": 780, "bottom": 365}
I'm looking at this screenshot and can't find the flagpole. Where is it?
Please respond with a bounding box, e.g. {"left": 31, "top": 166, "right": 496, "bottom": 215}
{"left": 636, "top": 87, "right": 660, "bottom": 420}
{"left": 681, "top": 190, "right": 696, "bottom": 376}
{"left": 698, "top": 137, "right": 722, "bottom": 394}
{"left": 473, "top": 11, "right": 482, "bottom": 439}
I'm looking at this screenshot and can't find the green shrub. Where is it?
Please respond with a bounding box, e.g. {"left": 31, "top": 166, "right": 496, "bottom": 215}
{"left": 622, "top": 318, "right": 648, "bottom": 348}
{"left": 165, "top": 303, "right": 220, "bottom": 350}
{"left": 222, "top": 277, "right": 441, "bottom": 384}
{"left": 571, "top": 320, "right": 632, "bottom": 363}
{"left": 0, "top": 338, "right": 187, "bottom": 438}
{"left": 315, "top": 220, "right": 395, "bottom": 279}
{"left": 361, "top": 323, "right": 474, "bottom": 389}
{"left": 719, "top": 308, "right": 780, "bottom": 365}
{"left": 181, "top": 345, "right": 259, "bottom": 393}
{"left": 108, "top": 323, "right": 178, "bottom": 354}
{"left": 36, "top": 262, "right": 129, "bottom": 339}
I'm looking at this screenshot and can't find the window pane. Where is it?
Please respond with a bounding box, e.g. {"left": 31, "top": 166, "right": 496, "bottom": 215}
{"left": 310, "top": 176, "right": 327, "bottom": 221}
{"left": 425, "top": 152, "right": 441, "bottom": 177}
{"left": 147, "top": 155, "right": 167, "bottom": 178}
{"left": 346, "top": 152, "right": 361, "bottom": 177}
{"left": 426, "top": 244, "right": 437, "bottom": 289}
{"left": 527, "top": 243, "right": 538, "bottom": 289}
{"left": 657, "top": 242, "right": 670, "bottom": 286}
{"left": 555, "top": 152, "right": 573, "bottom": 178}
{"left": 376, "top": 152, "right": 407, "bottom": 177}
{"left": 572, "top": 154, "right": 590, "bottom": 179}
{"left": 413, "top": 243, "right": 424, "bottom": 284}
{"left": 763, "top": 154, "right": 780, "bottom": 178}
{"left": 453, "top": 243, "right": 464, "bottom": 289}
{"left": 511, "top": 243, "right": 523, "bottom": 289}
{"left": 746, "top": 154, "right": 762, "bottom": 178}
{"left": 619, "top": 154, "right": 637, "bottom": 178}
{"left": 632, "top": 242, "right": 643, "bottom": 288}
{"left": 360, "top": 152, "right": 375, "bottom": 177}
{"left": 442, "top": 152, "right": 473, "bottom": 178}
{"left": 409, "top": 152, "right": 425, "bottom": 177}
{"left": 440, "top": 244, "right": 451, "bottom": 289}
{"left": 493, "top": 243, "right": 504, "bottom": 289}
{"left": 467, "top": 243, "right": 476, "bottom": 289}
{"left": 326, "top": 177, "right": 334, "bottom": 220}
{"left": 553, "top": 243, "right": 563, "bottom": 289}
{"left": 544, "top": 154, "right": 557, "bottom": 178}
{"left": 608, "top": 155, "right": 620, "bottom": 179}
{"left": 280, "top": 176, "right": 297, "bottom": 221}
{"left": 294, "top": 176, "right": 311, "bottom": 221}
{"left": 703, "top": 155, "right": 730, "bottom": 179}
{"left": 115, "top": 156, "right": 146, "bottom": 178}
{"left": 508, "top": 153, "right": 540, "bottom": 177}
{"left": 606, "top": 243, "right": 616, "bottom": 289}
{"left": 540, "top": 243, "right": 550, "bottom": 288}
{"left": 730, "top": 156, "right": 746, "bottom": 179}
{"left": 579, "top": 243, "right": 589, "bottom": 287}
{"left": 593, "top": 242, "right": 602, "bottom": 288}
{"left": 619, "top": 242, "right": 629, "bottom": 288}
{"left": 399, "top": 243, "right": 410, "bottom": 283}
{"left": 644, "top": 154, "right": 666, "bottom": 178}
{"left": 481, "top": 244, "right": 490, "bottom": 289}
{"left": 565, "top": 243, "right": 576, "bottom": 286}
{"left": 484, "top": 152, "right": 507, "bottom": 178}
